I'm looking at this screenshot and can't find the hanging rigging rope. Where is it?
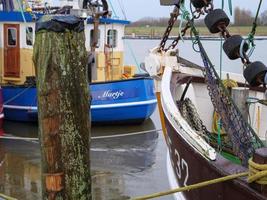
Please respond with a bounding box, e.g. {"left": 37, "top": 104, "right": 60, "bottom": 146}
{"left": 247, "top": 97, "right": 267, "bottom": 106}
{"left": 240, "top": 0, "right": 263, "bottom": 60}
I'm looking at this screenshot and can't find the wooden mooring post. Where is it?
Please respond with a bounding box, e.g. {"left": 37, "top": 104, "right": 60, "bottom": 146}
{"left": 33, "top": 16, "right": 91, "bottom": 199}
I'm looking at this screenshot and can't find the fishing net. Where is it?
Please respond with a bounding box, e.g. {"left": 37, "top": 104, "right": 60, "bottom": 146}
{"left": 199, "top": 44, "right": 264, "bottom": 166}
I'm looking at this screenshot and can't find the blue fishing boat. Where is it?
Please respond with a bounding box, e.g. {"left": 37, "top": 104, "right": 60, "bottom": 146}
{"left": 3, "top": 77, "right": 157, "bottom": 123}
{"left": 0, "top": 0, "right": 157, "bottom": 124}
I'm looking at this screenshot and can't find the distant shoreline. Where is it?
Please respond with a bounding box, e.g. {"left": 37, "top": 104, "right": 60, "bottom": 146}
{"left": 123, "top": 35, "right": 267, "bottom": 40}
{"left": 125, "top": 26, "right": 267, "bottom": 39}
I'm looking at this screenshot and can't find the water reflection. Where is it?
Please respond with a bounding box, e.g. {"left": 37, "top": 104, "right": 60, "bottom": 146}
{"left": 0, "top": 119, "right": 159, "bottom": 200}
{"left": 0, "top": 140, "right": 41, "bottom": 199}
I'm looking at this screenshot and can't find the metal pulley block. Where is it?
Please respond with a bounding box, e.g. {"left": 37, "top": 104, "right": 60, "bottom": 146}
{"left": 191, "top": 0, "right": 211, "bottom": 8}
{"left": 243, "top": 61, "right": 267, "bottom": 87}
{"left": 223, "top": 35, "right": 249, "bottom": 60}
{"left": 204, "top": 9, "right": 230, "bottom": 33}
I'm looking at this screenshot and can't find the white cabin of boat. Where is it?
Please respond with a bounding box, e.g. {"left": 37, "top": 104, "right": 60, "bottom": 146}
{"left": 0, "top": 4, "right": 134, "bottom": 85}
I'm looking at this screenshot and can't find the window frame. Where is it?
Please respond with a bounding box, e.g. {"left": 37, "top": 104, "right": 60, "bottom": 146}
{"left": 7, "top": 28, "right": 17, "bottom": 47}
{"left": 26, "top": 26, "right": 33, "bottom": 46}
{"left": 107, "top": 29, "right": 117, "bottom": 48}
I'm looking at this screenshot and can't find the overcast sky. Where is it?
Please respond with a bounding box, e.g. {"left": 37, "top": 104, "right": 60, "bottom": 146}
{"left": 110, "top": 0, "right": 267, "bottom": 21}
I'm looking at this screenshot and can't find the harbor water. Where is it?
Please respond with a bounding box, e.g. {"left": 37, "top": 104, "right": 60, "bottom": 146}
{"left": 1, "top": 38, "right": 267, "bottom": 199}
{"left": 0, "top": 107, "right": 174, "bottom": 200}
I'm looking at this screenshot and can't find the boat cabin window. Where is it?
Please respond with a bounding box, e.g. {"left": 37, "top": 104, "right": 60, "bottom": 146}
{"left": 90, "top": 29, "right": 100, "bottom": 48}
{"left": 26, "top": 27, "right": 33, "bottom": 46}
{"left": 7, "top": 28, "right": 17, "bottom": 46}
{"left": 107, "top": 29, "right": 117, "bottom": 48}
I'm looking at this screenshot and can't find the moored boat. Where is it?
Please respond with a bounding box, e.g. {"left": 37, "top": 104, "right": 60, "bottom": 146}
{"left": 160, "top": 57, "right": 267, "bottom": 200}
{"left": 143, "top": 0, "right": 267, "bottom": 199}
{"left": 3, "top": 76, "right": 156, "bottom": 123}
{"left": 0, "top": 0, "right": 157, "bottom": 124}
{"left": 0, "top": 87, "right": 4, "bottom": 135}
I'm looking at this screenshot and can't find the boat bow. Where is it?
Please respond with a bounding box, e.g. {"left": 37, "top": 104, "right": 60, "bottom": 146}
{"left": 144, "top": 48, "right": 216, "bottom": 161}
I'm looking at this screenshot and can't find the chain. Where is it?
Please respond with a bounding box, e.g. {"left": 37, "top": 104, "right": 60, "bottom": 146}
{"left": 178, "top": 98, "right": 233, "bottom": 151}
{"left": 159, "top": 1, "right": 214, "bottom": 52}
{"left": 178, "top": 3, "right": 263, "bottom": 166}
{"left": 166, "top": 21, "right": 191, "bottom": 51}
{"left": 218, "top": 25, "right": 230, "bottom": 40}
{"left": 159, "top": 6, "right": 180, "bottom": 51}
{"left": 201, "top": 49, "right": 263, "bottom": 165}
{"left": 204, "top": 1, "right": 214, "bottom": 13}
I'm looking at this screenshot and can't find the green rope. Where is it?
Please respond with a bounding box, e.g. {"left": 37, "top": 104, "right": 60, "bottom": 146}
{"left": 228, "top": 0, "right": 232, "bottom": 16}
{"left": 217, "top": 36, "right": 223, "bottom": 150}
{"left": 216, "top": 0, "right": 227, "bottom": 150}
{"left": 222, "top": 0, "right": 232, "bottom": 16}
{"left": 240, "top": 0, "right": 262, "bottom": 60}
{"left": 179, "top": 2, "right": 190, "bottom": 42}
{"left": 248, "top": 0, "right": 262, "bottom": 45}
{"left": 181, "top": 3, "right": 264, "bottom": 155}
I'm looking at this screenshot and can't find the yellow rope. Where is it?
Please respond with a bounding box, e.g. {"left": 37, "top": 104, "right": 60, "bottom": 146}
{"left": 0, "top": 193, "right": 17, "bottom": 200}
{"left": 221, "top": 79, "right": 238, "bottom": 88}
{"left": 131, "top": 172, "right": 248, "bottom": 200}
{"left": 132, "top": 158, "right": 267, "bottom": 200}
{"left": 212, "top": 79, "right": 238, "bottom": 135}
{"left": 248, "top": 158, "right": 267, "bottom": 184}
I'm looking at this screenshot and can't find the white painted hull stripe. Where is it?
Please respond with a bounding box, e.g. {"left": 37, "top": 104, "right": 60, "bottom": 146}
{"left": 3, "top": 99, "right": 157, "bottom": 110}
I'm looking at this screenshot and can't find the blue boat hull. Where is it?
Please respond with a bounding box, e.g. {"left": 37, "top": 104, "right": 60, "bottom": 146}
{"left": 2, "top": 77, "right": 157, "bottom": 124}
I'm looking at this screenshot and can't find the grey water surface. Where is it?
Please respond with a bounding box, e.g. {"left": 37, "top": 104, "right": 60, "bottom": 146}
{"left": 0, "top": 107, "right": 173, "bottom": 200}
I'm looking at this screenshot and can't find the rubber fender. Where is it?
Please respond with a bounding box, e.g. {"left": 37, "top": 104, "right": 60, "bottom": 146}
{"left": 204, "top": 9, "right": 230, "bottom": 34}
{"left": 243, "top": 61, "right": 267, "bottom": 87}
{"left": 223, "top": 35, "right": 249, "bottom": 60}
{"left": 191, "top": 0, "right": 211, "bottom": 8}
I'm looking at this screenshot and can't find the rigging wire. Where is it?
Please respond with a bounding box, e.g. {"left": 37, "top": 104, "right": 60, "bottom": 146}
{"left": 124, "top": 40, "right": 142, "bottom": 73}
{"left": 117, "top": 0, "right": 127, "bottom": 20}
{"left": 107, "top": 0, "right": 118, "bottom": 18}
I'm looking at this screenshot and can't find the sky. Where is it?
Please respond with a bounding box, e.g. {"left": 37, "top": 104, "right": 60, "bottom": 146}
{"left": 110, "top": 0, "right": 267, "bottom": 21}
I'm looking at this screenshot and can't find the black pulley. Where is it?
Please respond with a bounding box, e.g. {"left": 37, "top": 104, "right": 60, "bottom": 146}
{"left": 191, "top": 0, "right": 211, "bottom": 8}
{"left": 223, "top": 35, "right": 249, "bottom": 60}
{"left": 243, "top": 61, "right": 267, "bottom": 87}
{"left": 204, "top": 9, "right": 230, "bottom": 33}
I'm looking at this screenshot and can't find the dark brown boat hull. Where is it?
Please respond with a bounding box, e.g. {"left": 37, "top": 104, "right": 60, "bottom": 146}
{"left": 164, "top": 116, "right": 267, "bottom": 200}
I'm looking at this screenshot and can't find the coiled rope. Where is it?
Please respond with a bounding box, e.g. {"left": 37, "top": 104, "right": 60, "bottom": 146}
{"left": 212, "top": 79, "right": 238, "bottom": 135}
{"left": 248, "top": 158, "right": 267, "bottom": 184}
{"left": 132, "top": 159, "right": 267, "bottom": 200}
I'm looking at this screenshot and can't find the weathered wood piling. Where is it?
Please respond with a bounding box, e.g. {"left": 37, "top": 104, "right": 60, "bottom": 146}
{"left": 33, "top": 16, "right": 91, "bottom": 200}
